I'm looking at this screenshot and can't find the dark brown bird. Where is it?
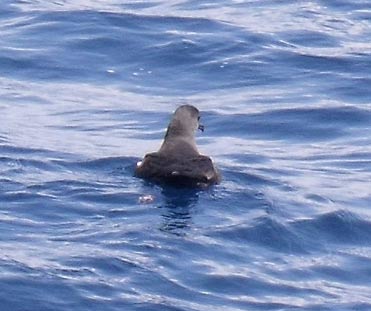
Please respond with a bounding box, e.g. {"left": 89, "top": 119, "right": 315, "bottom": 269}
{"left": 135, "top": 105, "right": 220, "bottom": 187}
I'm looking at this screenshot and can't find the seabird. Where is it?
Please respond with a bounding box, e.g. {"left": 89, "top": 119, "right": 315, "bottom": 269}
{"left": 135, "top": 105, "right": 220, "bottom": 187}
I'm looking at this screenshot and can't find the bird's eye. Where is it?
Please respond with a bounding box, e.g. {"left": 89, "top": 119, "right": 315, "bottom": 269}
{"left": 197, "top": 116, "right": 200, "bottom": 121}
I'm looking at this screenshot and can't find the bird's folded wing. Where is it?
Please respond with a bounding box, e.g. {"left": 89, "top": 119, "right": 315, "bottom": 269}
{"left": 136, "top": 153, "right": 219, "bottom": 184}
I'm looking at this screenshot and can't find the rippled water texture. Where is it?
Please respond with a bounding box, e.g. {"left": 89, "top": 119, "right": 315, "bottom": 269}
{"left": 1, "top": 1, "right": 371, "bottom": 310}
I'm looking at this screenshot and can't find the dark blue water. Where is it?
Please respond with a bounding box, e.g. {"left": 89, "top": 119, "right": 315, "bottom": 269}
{"left": 1, "top": 1, "right": 371, "bottom": 310}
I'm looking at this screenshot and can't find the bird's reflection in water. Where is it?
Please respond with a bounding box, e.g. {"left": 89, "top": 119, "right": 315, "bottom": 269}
{"left": 158, "top": 186, "right": 200, "bottom": 235}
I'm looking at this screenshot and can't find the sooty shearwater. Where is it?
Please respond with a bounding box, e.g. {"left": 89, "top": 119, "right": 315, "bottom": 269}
{"left": 135, "top": 105, "right": 220, "bottom": 187}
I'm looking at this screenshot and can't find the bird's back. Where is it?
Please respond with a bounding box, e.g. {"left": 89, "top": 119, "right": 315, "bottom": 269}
{"left": 135, "top": 152, "right": 220, "bottom": 187}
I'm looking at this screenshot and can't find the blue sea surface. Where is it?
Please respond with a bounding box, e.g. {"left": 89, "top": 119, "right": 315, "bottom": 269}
{"left": 1, "top": 1, "right": 371, "bottom": 310}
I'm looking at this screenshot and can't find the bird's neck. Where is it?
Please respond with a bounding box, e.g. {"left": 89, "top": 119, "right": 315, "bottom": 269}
{"left": 164, "top": 124, "right": 194, "bottom": 141}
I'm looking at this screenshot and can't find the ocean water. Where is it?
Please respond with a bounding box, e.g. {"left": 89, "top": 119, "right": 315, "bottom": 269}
{"left": 1, "top": 0, "right": 371, "bottom": 310}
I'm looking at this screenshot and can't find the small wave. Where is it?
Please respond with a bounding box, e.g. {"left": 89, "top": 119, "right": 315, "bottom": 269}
{"left": 212, "top": 216, "right": 307, "bottom": 253}
{"left": 206, "top": 106, "right": 371, "bottom": 142}
{"left": 292, "top": 209, "right": 371, "bottom": 246}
